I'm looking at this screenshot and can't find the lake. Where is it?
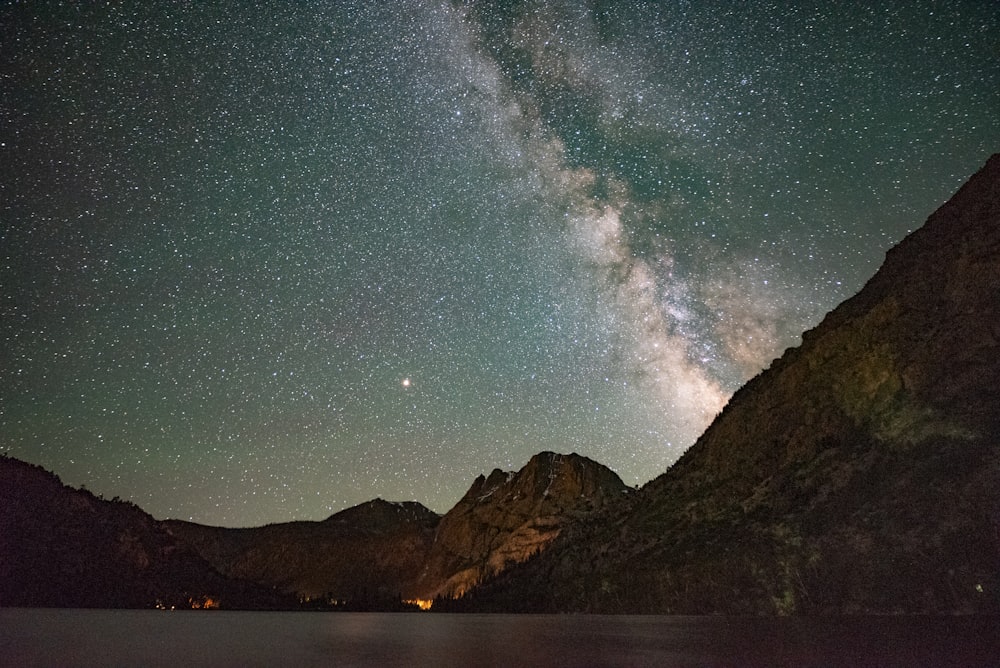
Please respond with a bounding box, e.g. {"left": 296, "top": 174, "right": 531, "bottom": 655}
{"left": 1, "top": 609, "right": 997, "bottom": 667}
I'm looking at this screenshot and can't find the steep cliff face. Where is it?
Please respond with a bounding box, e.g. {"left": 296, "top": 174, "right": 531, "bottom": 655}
{"left": 414, "top": 451, "right": 628, "bottom": 598}
{"left": 162, "top": 499, "right": 440, "bottom": 602}
{"left": 0, "top": 455, "right": 287, "bottom": 609}
{"left": 460, "top": 154, "right": 1000, "bottom": 614}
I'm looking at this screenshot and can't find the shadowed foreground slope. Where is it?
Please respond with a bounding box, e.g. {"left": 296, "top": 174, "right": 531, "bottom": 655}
{"left": 0, "top": 455, "right": 291, "bottom": 609}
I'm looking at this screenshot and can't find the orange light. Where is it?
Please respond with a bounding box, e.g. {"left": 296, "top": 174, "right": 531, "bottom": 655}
{"left": 404, "top": 598, "right": 433, "bottom": 610}
{"left": 188, "top": 595, "right": 220, "bottom": 609}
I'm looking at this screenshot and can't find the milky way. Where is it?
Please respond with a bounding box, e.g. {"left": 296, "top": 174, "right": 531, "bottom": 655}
{"left": 2, "top": 1, "right": 997, "bottom": 526}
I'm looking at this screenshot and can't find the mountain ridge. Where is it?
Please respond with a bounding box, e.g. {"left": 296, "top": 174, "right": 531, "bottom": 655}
{"left": 162, "top": 450, "right": 626, "bottom": 602}
{"left": 1, "top": 450, "right": 625, "bottom": 608}
{"left": 450, "top": 153, "right": 1000, "bottom": 614}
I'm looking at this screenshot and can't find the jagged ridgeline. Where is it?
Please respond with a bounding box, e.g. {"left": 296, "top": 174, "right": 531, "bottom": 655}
{"left": 2, "top": 155, "right": 998, "bottom": 613}
{"left": 455, "top": 154, "right": 1000, "bottom": 614}
{"left": 411, "top": 452, "right": 628, "bottom": 600}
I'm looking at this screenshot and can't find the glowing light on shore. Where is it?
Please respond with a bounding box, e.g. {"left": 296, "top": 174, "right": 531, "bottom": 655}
{"left": 405, "top": 598, "right": 433, "bottom": 610}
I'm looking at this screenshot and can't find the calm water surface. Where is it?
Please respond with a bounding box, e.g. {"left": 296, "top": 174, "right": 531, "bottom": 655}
{"left": 1, "top": 609, "right": 997, "bottom": 667}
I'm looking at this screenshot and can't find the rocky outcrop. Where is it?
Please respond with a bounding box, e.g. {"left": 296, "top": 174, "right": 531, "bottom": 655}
{"left": 0, "top": 455, "right": 289, "bottom": 609}
{"left": 457, "top": 154, "right": 1000, "bottom": 614}
{"left": 414, "top": 451, "right": 628, "bottom": 598}
{"left": 162, "top": 499, "right": 440, "bottom": 602}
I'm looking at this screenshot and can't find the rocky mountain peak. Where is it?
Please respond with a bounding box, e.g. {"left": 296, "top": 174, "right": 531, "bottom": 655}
{"left": 414, "top": 452, "right": 627, "bottom": 598}
{"left": 460, "top": 452, "right": 628, "bottom": 510}
{"left": 321, "top": 497, "right": 440, "bottom": 530}
{"left": 461, "top": 468, "right": 515, "bottom": 503}
{"left": 519, "top": 451, "right": 631, "bottom": 503}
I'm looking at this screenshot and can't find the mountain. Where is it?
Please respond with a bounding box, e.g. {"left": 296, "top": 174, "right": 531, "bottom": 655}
{"left": 0, "top": 454, "right": 290, "bottom": 609}
{"left": 413, "top": 451, "right": 628, "bottom": 599}
{"left": 1, "top": 450, "right": 625, "bottom": 609}
{"left": 456, "top": 154, "right": 1000, "bottom": 614}
{"left": 163, "top": 451, "right": 626, "bottom": 604}
{"left": 162, "top": 499, "right": 440, "bottom": 605}
{"left": 6, "top": 151, "right": 997, "bottom": 614}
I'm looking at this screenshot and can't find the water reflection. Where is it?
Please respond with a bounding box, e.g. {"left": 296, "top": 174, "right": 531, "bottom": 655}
{"left": 1, "top": 609, "right": 997, "bottom": 667}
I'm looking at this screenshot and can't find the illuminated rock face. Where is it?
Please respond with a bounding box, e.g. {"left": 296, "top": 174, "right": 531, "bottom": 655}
{"left": 462, "top": 155, "right": 1000, "bottom": 614}
{"left": 414, "top": 451, "right": 628, "bottom": 599}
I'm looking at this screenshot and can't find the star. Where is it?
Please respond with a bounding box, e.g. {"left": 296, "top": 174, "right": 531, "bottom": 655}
{"left": 1, "top": 0, "right": 995, "bottom": 527}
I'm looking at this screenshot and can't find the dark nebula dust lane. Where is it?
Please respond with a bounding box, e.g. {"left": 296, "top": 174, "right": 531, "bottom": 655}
{"left": 1, "top": 1, "right": 997, "bottom": 526}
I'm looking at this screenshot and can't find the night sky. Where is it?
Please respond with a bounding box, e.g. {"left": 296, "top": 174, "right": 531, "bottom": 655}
{"left": 2, "top": 2, "right": 997, "bottom": 527}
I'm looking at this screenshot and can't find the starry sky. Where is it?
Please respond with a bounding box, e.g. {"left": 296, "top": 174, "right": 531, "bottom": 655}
{"left": 2, "top": 1, "right": 997, "bottom": 527}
